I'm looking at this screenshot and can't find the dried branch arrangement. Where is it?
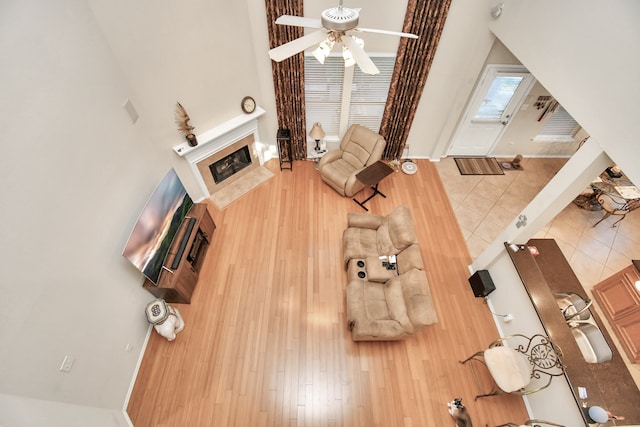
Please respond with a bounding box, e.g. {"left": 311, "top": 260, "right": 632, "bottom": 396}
{"left": 175, "top": 102, "right": 195, "bottom": 136}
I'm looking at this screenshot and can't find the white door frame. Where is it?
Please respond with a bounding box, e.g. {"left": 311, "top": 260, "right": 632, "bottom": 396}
{"left": 448, "top": 64, "right": 535, "bottom": 156}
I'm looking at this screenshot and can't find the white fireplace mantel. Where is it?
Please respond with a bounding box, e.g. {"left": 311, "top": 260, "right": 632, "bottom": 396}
{"left": 173, "top": 106, "right": 266, "bottom": 199}
{"left": 173, "top": 106, "right": 265, "bottom": 162}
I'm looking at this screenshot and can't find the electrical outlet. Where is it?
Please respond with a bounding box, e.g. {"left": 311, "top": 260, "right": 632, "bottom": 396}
{"left": 59, "top": 355, "right": 75, "bottom": 373}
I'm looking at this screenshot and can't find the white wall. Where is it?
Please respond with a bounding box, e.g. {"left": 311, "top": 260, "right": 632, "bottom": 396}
{"left": 0, "top": 394, "right": 129, "bottom": 427}
{"left": 0, "top": 0, "right": 156, "bottom": 407}
{"left": 87, "top": 0, "right": 267, "bottom": 198}
{"left": 406, "top": 0, "right": 498, "bottom": 159}
{"left": 482, "top": 40, "right": 586, "bottom": 158}
{"left": 489, "top": 0, "right": 640, "bottom": 185}
{"left": 472, "top": 0, "right": 640, "bottom": 287}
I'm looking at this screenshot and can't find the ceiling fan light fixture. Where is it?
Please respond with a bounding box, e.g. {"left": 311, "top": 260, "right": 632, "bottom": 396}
{"left": 268, "top": 2, "right": 413, "bottom": 75}
{"left": 342, "top": 47, "right": 355, "bottom": 67}
{"left": 312, "top": 46, "right": 327, "bottom": 64}
{"left": 312, "top": 38, "right": 335, "bottom": 64}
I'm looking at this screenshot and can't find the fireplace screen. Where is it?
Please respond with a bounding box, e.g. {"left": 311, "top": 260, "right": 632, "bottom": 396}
{"left": 209, "top": 145, "right": 252, "bottom": 184}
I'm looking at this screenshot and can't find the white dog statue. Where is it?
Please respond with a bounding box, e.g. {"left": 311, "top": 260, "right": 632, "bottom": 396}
{"left": 145, "top": 299, "right": 185, "bottom": 341}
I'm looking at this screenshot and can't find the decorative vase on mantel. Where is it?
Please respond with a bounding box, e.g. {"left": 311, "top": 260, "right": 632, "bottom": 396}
{"left": 175, "top": 102, "right": 198, "bottom": 147}
{"left": 186, "top": 133, "right": 198, "bottom": 147}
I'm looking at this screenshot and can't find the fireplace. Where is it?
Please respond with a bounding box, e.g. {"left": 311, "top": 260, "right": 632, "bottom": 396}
{"left": 194, "top": 134, "right": 260, "bottom": 196}
{"left": 172, "top": 107, "right": 265, "bottom": 199}
{"left": 210, "top": 145, "right": 252, "bottom": 184}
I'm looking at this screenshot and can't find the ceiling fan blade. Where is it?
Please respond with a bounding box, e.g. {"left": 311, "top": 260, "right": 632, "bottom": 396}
{"left": 268, "top": 29, "right": 328, "bottom": 62}
{"left": 275, "top": 15, "right": 323, "bottom": 29}
{"left": 355, "top": 27, "right": 419, "bottom": 39}
{"left": 342, "top": 35, "right": 379, "bottom": 75}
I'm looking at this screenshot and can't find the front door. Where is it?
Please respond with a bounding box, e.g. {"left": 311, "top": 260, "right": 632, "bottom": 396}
{"left": 448, "top": 66, "right": 535, "bottom": 156}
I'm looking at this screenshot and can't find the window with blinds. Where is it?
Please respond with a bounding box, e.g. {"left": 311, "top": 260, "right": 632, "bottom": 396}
{"left": 347, "top": 57, "right": 395, "bottom": 131}
{"left": 535, "top": 105, "right": 581, "bottom": 142}
{"left": 305, "top": 56, "right": 344, "bottom": 137}
{"left": 305, "top": 54, "right": 395, "bottom": 139}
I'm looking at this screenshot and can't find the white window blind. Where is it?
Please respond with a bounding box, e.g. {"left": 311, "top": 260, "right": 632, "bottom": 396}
{"left": 347, "top": 57, "right": 395, "bottom": 132}
{"left": 537, "top": 105, "right": 580, "bottom": 139}
{"left": 305, "top": 56, "right": 344, "bottom": 137}
{"left": 305, "top": 54, "right": 395, "bottom": 139}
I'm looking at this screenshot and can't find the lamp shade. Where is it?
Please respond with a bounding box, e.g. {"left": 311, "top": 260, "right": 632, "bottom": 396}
{"left": 309, "top": 122, "right": 325, "bottom": 140}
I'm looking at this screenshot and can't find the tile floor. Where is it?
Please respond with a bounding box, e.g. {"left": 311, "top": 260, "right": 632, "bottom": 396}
{"left": 435, "top": 156, "right": 640, "bottom": 385}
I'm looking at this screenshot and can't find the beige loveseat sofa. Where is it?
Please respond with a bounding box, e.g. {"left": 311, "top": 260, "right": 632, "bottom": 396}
{"left": 343, "top": 206, "right": 438, "bottom": 341}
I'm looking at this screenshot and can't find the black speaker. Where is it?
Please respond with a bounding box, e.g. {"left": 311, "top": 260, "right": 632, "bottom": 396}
{"left": 468, "top": 270, "right": 496, "bottom": 297}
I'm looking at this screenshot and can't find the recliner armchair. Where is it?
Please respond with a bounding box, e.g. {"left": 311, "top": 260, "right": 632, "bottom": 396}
{"left": 318, "top": 124, "right": 386, "bottom": 197}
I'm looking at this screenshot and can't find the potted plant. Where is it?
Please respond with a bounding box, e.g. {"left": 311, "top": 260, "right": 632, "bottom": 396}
{"left": 175, "top": 102, "right": 197, "bottom": 146}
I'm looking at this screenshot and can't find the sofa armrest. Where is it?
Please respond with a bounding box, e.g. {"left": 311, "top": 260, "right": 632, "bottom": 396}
{"left": 398, "top": 269, "right": 438, "bottom": 328}
{"left": 347, "top": 212, "right": 384, "bottom": 229}
{"left": 344, "top": 171, "right": 367, "bottom": 198}
{"left": 396, "top": 244, "right": 424, "bottom": 274}
{"left": 386, "top": 206, "right": 418, "bottom": 250}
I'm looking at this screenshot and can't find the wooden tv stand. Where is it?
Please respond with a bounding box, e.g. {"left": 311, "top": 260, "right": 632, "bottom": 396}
{"left": 142, "top": 203, "right": 215, "bottom": 304}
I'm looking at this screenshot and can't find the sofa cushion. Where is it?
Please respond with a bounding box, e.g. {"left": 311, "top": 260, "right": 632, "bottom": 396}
{"left": 386, "top": 206, "right": 418, "bottom": 250}
{"left": 346, "top": 280, "right": 410, "bottom": 341}
{"left": 363, "top": 281, "right": 390, "bottom": 319}
{"left": 343, "top": 227, "right": 378, "bottom": 265}
{"left": 321, "top": 158, "right": 358, "bottom": 193}
{"left": 396, "top": 244, "right": 424, "bottom": 274}
{"left": 484, "top": 346, "right": 531, "bottom": 393}
{"left": 376, "top": 222, "right": 398, "bottom": 255}
{"left": 398, "top": 269, "right": 437, "bottom": 328}
{"left": 341, "top": 125, "right": 383, "bottom": 168}
{"left": 384, "top": 279, "right": 415, "bottom": 333}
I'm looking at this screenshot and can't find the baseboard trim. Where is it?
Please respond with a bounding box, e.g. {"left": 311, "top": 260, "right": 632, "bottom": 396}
{"left": 122, "top": 324, "right": 153, "bottom": 426}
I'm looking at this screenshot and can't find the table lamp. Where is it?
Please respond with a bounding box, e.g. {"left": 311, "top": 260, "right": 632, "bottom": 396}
{"left": 309, "top": 122, "right": 325, "bottom": 152}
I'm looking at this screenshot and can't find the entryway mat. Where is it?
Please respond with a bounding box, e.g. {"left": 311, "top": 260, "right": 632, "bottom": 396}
{"left": 454, "top": 157, "right": 504, "bottom": 176}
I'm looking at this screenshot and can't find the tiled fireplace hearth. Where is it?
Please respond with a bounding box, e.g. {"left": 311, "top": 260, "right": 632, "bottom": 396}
{"left": 173, "top": 107, "right": 265, "bottom": 199}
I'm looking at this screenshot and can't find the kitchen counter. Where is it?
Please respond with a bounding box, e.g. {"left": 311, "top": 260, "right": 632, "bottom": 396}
{"left": 507, "top": 238, "right": 640, "bottom": 425}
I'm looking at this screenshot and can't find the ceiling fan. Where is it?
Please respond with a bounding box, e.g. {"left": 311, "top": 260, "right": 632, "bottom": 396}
{"left": 268, "top": 1, "right": 418, "bottom": 75}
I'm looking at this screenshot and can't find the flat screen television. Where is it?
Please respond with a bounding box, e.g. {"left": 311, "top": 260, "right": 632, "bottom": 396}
{"left": 123, "top": 168, "right": 194, "bottom": 285}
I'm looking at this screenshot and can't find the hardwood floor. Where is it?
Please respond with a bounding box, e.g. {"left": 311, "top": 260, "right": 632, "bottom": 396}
{"left": 127, "top": 159, "right": 529, "bottom": 426}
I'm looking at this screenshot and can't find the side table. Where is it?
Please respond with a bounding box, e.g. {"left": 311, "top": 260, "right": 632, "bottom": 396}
{"left": 353, "top": 160, "right": 394, "bottom": 211}
{"left": 276, "top": 128, "right": 293, "bottom": 171}
{"left": 307, "top": 143, "right": 327, "bottom": 170}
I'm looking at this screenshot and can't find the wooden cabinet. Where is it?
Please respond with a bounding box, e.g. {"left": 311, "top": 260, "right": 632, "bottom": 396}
{"left": 593, "top": 264, "right": 640, "bottom": 363}
{"left": 143, "top": 203, "right": 215, "bottom": 304}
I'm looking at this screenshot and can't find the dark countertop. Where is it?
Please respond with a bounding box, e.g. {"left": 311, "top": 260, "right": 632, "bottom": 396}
{"left": 506, "top": 238, "right": 640, "bottom": 425}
